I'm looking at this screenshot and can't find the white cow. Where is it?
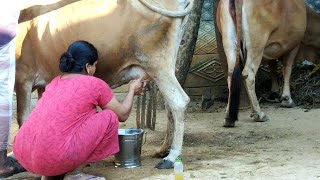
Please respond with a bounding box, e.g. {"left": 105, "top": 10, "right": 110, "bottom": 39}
{"left": 16, "top": 0, "right": 193, "bottom": 168}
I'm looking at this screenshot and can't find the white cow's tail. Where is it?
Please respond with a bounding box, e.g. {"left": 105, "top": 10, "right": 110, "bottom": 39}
{"left": 138, "top": 0, "right": 194, "bottom": 17}
{"left": 229, "top": 0, "right": 243, "bottom": 124}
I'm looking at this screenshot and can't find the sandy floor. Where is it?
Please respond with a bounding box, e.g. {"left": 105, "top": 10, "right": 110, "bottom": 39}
{"left": 4, "top": 98, "right": 320, "bottom": 180}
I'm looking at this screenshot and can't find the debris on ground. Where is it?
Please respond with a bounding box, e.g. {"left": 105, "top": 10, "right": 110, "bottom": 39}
{"left": 256, "top": 60, "right": 320, "bottom": 109}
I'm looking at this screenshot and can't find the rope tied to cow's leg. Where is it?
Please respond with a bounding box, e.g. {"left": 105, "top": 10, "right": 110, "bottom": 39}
{"left": 136, "top": 82, "right": 158, "bottom": 130}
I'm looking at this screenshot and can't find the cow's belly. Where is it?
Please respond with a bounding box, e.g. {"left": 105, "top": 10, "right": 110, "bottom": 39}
{"left": 263, "top": 42, "right": 285, "bottom": 60}
{"left": 263, "top": 39, "right": 301, "bottom": 60}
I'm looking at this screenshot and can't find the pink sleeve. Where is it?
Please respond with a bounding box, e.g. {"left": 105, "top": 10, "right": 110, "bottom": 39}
{"left": 97, "top": 80, "right": 114, "bottom": 107}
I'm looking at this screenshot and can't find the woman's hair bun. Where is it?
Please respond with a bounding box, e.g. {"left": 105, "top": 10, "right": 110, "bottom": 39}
{"left": 58, "top": 40, "right": 98, "bottom": 73}
{"left": 59, "top": 52, "right": 75, "bottom": 72}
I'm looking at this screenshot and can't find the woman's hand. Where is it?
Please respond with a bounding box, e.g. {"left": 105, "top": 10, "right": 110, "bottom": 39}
{"left": 129, "top": 78, "right": 147, "bottom": 96}
{"left": 103, "top": 77, "right": 147, "bottom": 122}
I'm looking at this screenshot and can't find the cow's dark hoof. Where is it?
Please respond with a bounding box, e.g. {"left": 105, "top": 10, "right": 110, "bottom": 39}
{"left": 153, "top": 150, "right": 170, "bottom": 158}
{"left": 154, "top": 160, "right": 174, "bottom": 169}
{"left": 223, "top": 119, "right": 235, "bottom": 128}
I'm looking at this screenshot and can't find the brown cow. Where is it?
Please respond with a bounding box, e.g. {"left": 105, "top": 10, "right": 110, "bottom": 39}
{"left": 297, "top": 5, "right": 320, "bottom": 64}
{"left": 216, "top": 0, "right": 307, "bottom": 127}
{"left": 16, "top": 0, "right": 193, "bottom": 169}
{"left": 267, "top": 5, "right": 320, "bottom": 99}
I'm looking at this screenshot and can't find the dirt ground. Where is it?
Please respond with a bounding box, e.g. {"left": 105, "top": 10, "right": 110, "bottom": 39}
{"left": 4, "top": 96, "right": 320, "bottom": 180}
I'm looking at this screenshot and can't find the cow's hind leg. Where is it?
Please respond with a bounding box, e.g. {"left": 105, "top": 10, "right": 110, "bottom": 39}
{"left": 153, "top": 72, "right": 189, "bottom": 169}
{"left": 15, "top": 80, "right": 33, "bottom": 127}
{"left": 280, "top": 45, "right": 299, "bottom": 108}
{"left": 218, "top": 0, "right": 239, "bottom": 127}
{"left": 242, "top": 53, "right": 269, "bottom": 122}
{"left": 242, "top": 33, "right": 270, "bottom": 122}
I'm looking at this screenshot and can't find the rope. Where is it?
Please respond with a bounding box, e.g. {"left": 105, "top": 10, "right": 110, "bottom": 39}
{"left": 138, "top": 0, "right": 194, "bottom": 17}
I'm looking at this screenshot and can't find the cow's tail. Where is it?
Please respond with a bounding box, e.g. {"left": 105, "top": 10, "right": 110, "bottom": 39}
{"left": 228, "top": 0, "right": 243, "bottom": 124}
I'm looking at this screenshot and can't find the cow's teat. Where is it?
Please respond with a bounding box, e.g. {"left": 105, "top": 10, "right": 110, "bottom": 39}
{"left": 110, "top": 65, "right": 150, "bottom": 89}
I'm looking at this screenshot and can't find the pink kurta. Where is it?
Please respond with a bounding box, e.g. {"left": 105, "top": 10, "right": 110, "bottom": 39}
{"left": 13, "top": 75, "right": 120, "bottom": 176}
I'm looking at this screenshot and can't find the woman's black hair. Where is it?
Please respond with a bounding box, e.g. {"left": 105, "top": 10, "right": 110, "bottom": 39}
{"left": 59, "top": 40, "right": 98, "bottom": 73}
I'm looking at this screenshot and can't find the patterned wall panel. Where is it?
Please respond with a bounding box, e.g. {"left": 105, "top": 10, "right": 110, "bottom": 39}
{"left": 305, "top": 0, "right": 320, "bottom": 13}
{"left": 189, "top": 57, "right": 224, "bottom": 83}
{"left": 185, "top": 0, "right": 224, "bottom": 97}
{"left": 194, "top": 0, "right": 217, "bottom": 55}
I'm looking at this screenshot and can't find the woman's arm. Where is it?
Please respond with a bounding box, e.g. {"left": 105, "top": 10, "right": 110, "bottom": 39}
{"left": 102, "top": 78, "right": 146, "bottom": 122}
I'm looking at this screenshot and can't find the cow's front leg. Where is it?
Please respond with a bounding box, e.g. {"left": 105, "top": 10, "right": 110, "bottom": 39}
{"left": 153, "top": 73, "right": 189, "bottom": 169}
{"left": 280, "top": 45, "right": 299, "bottom": 108}
{"left": 267, "top": 60, "right": 281, "bottom": 101}
{"left": 153, "top": 106, "right": 174, "bottom": 158}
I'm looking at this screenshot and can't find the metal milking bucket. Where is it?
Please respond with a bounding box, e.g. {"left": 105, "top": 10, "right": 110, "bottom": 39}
{"left": 114, "top": 128, "right": 145, "bottom": 168}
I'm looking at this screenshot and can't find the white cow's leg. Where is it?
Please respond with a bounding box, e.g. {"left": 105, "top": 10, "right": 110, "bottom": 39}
{"left": 153, "top": 72, "right": 189, "bottom": 169}
{"left": 219, "top": 0, "right": 237, "bottom": 127}
{"left": 280, "top": 45, "right": 299, "bottom": 107}
{"left": 153, "top": 104, "right": 174, "bottom": 158}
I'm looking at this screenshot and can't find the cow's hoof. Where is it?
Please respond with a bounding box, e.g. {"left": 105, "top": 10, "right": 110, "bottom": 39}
{"left": 223, "top": 119, "right": 235, "bottom": 128}
{"left": 280, "top": 98, "right": 295, "bottom": 108}
{"left": 154, "top": 160, "right": 174, "bottom": 169}
{"left": 153, "top": 150, "right": 170, "bottom": 158}
{"left": 266, "top": 92, "right": 280, "bottom": 102}
{"left": 251, "top": 112, "right": 269, "bottom": 122}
